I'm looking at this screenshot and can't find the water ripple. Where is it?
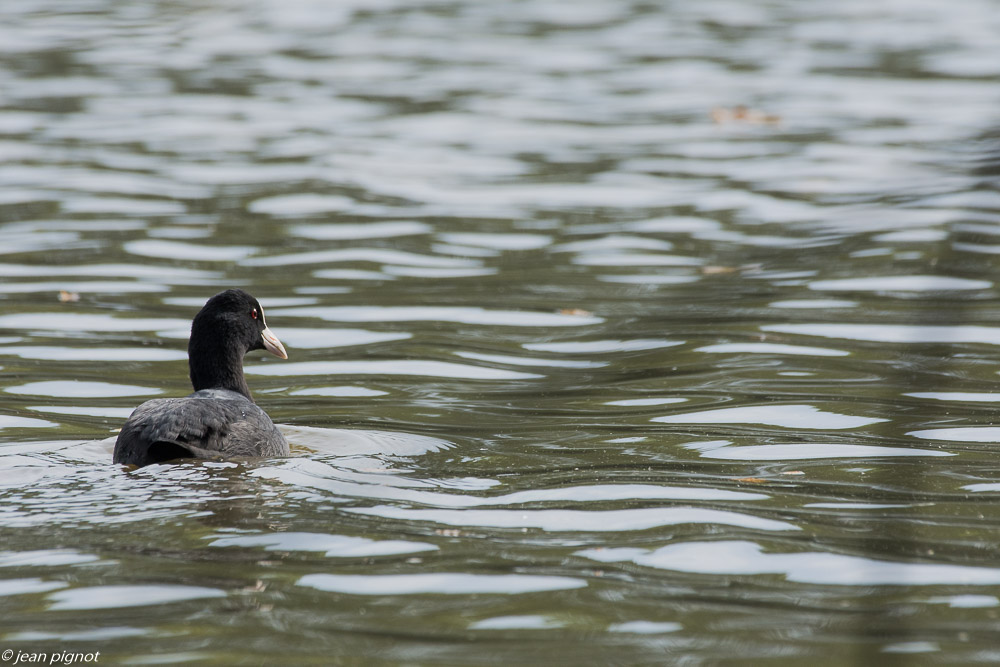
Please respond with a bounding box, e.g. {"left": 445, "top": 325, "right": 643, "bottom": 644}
{"left": 346, "top": 506, "right": 798, "bottom": 532}
{"left": 578, "top": 541, "right": 1000, "bottom": 586}
{"left": 2, "top": 0, "right": 999, "bottom": 660}
{"left": 298, "top": 572, "right": 587, "bottom": 595}
{"left": 248, "top": 359, "right": 542, "bottom": 380}
{"left": 654, "top": 404, "right": 887, "bottom": 429}
{"left": 269, "top": 306, "right": 604, "bottom": 326}
{"left": 48, "top": 585, "right": 225, "bottom": 611}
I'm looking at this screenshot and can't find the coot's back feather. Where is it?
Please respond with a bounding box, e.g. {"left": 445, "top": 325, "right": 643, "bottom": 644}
{"left": 114, "top": 389, "right": 287, "bottom": 466}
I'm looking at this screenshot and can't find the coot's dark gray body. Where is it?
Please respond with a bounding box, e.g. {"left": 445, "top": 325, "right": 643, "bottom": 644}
{"left": 113, "top": 289, "right": 289, "bottom": 468}
{"left": 114, "top": 389, "right": 288, "bottom": 466}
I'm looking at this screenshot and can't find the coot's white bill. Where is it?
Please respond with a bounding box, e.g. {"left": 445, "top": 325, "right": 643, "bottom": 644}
{"left": 261, "top": 327, "right": 287, "bottom": 359}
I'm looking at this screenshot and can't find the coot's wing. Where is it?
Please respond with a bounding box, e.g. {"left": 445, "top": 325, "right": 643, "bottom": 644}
{"left": 113, "top": 390, "right": 287, "bottom": 466}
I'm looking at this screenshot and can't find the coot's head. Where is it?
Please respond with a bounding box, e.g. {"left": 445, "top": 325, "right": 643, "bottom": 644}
{"left": 190, "top": 289, "right": 288, "bottom": 361}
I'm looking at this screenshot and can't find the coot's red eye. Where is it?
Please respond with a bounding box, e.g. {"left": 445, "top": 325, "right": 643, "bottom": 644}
{"left": 251, "top": 308, "right": 258, "bottom": 320}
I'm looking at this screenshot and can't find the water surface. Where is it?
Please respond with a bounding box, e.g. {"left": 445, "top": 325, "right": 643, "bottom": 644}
{"left": 2, "top": 0, "right": 1000, "bottom": 664}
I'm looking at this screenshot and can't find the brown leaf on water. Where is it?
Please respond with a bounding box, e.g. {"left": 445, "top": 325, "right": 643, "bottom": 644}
{"left": 58, "top": 290, "right": 80, "bottom": 302}
{"left": 733, "top": 477, "right": 768, "bottom": 484}
{"left": 702, "top": 265, "right": 739, "bottom": 275}
{"left": 559, "top": 308, "right": 593, "bottom": 317}
{"left": 703, "top": 264, "right": 764, "bottom": 276}
{"left": 711, "top": 105, "right": 781, "bottom": 125}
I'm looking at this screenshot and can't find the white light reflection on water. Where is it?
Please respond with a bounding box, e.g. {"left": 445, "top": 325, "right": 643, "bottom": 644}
{"left": 908, "top": 427, "right": 1000, "bottom": 443}
{"left": 695, "top": 343, "right": 848, "bottom": 357}
{"left": 0, "top": 550, "right": 100, "bottom": 567}
{"left": 47, "top": 585, "right": 225, "bottom": 611}
{"left": 905, "top": 392, "right": 1000, "bottom": 403}
{"left": 0, "top": 281, "right": 169, "bottom": 294}
{"left": 0, "top": 313, "right": 189, "bottom": 333}
{"left": 769, "top": 299, "right": 858, "bottom": 309}
{"left": 809, "top": 276, "right": 991, "bottom": 292}
{"left": 0, "top": 578, "right": 68, "bottom": 597}
{"left": 0, "top": 263, "right": 219, "bottom": 280}
{"left": 6, "top": 627, "right": 149, "bottom": 642}
{"left": 683, "top": 441, "right": 951, "bottom": 461}
{"left": 553, "top": 235, "right": 675, "bottom": 253}
{"left": 0, "top": 346, "right": 187, "bottom": 361}
{"left": 927, "top": 595, "right": 1000, "bottom": 608}
{"left": 5, "top": 381, "right": 159, "bottom": 398}
{"left": 345, "top": 506, "right": 798, "bottom": 532}
{"left": 298, "top": 572, "right": 587, "bottom": 595}
{"left": 438, "top": 232, "right": 553, "bottom": 250}
{"left": 288, "top": 386, "right": 387, "bottom": 398}
{"left": 525, "top": 338, "right": 681, "bottom": 353}
{"left": 382, "top": 266, "right": 498, "bottom": 278}
{"left": 609, "top": 621, "right": 682, "bottom": 635}
{"left": 28, "top": 406, "right": 135, "bottom": 419}
{"left": 268, "top": 305, "right": 604, "bottom": 326}
{"left": 206, "top": 531, "right": 437, "bottom": 557}
{"left": 248, "top": 193, "right": 358, "bottom": 215}
{"left": 243, "top": 248, "right": 481, "bottom": 268}
{"left": 654, "top": 404, "right": 887, "bottom": 429}
{"left": 124, "top": 240, "right": 256, "bottom": 262}
{"left": 762, "top": 323, "right": 1000, "bottom": 345}
{"left": 247, "top": 359, "right": 542, "bottom": 380}
{"left": 577, "top": 541, "right": 1000, "bottom": 586}
{"left": 292, "top": 221, "right": 432, "bottom": 240}
{"left": 470, "top": 615, "right": 564, "bottom": 630}
{"left": 606, "top": 397, "right": 687, "bottom": 407}
{"left": 0, "top": 415, "right": 57, "bottom": 430}
{"left": 572, "top": 253, "right": 705, "bottom": 267}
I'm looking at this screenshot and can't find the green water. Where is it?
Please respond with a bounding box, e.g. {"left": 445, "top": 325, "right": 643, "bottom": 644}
{"left": 2, "top": 0, "right": 1000, "bottom": 664}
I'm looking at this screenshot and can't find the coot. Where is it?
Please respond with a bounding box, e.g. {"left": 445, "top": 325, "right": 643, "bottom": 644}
{"left": 113, "top": 289, "right": 289, "bottom": 467}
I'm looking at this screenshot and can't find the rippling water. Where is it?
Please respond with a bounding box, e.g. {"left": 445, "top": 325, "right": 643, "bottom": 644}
{"left": 2, "top": 0, "right": 1000, "bottom": 664}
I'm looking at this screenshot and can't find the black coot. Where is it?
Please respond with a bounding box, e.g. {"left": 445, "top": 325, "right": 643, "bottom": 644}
{"left": 113, "top": 289, "right": 289, "bottom": 467}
